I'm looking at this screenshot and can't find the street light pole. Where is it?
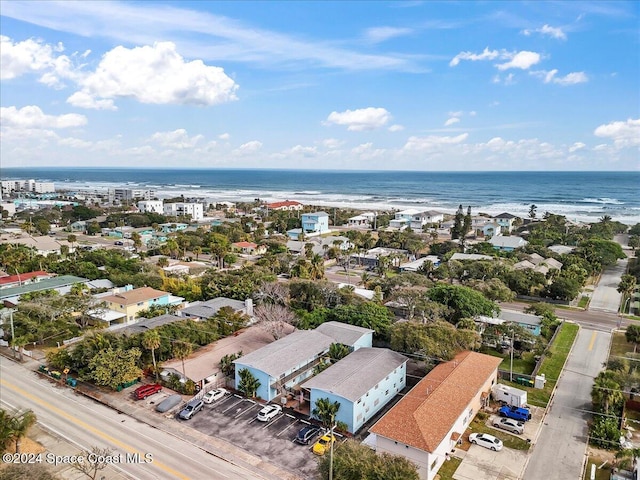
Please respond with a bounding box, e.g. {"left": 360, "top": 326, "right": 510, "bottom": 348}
{"left": 329, "top": 414, "right": 335, "bottom": 480}
{"left": 509, "top": 328, "right": 515, "bottom": 383}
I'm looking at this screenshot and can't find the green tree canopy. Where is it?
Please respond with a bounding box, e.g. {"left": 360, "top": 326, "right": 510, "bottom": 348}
{"left": 426, "top": 283, "right": 499, "bottom": 323}
{"left": 390, "top": 320, "right": 480, "bottom": 361}
{"left": 88, "top": 347, "right": 142, "bottom": 390}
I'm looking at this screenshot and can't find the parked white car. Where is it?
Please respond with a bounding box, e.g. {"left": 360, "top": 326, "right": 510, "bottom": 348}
{"left": 256, "top": 404, "right": 282, "bottom": 422}
{"left": 203, "top": 388, "right": 228, "bottom": 404}
{"left": 469, "top": 433, "right": 503, "bottom": 451}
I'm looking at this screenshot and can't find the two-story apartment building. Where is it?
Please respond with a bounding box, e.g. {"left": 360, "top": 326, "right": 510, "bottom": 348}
{"left": 266, "top": 200, "right": 303, "bottom": 211}
{"left": 287, "top": 211, "right": 330, "bottom": 239}
{"left": 233, "top": 322, "right": 373, "bottom": 402}
{"left": 492, "top": 213, "right": 518, "bottom": 234}
{"left": 95, "top": 286, "right": 184, "bottom": 324}
{"left": 370, "top": 351, "right": 502, "bottom": 480}
{"left": 347, "top": 212, "right": 377, "bottom": 228}
{"left": 410, "top": 210, "right": 444, "bottom": 231}
{"left": 301, "top": 347, "right": 407, "bottom": 433}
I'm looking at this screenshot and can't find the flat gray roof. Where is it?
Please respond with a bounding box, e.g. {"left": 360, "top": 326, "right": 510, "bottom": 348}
{"left": 181, "top": 297, "right": 246, "bottom": 318}
{"left": 499, "top": 309, "right": 542, "bottom": 326}
{"left": 233, "top": 330, "right": 335, "bottom": 378}
{"left": 315, "top": 321, "right": 373, "bottom": 347}
{"left": 301, "top": 348, "right": 407, "bottom": 402}
{"left": 123, "top": 314, "right": 184, "bottom": 334}
{"left": 0, "top": 275, "right": 88, "bottom": 300}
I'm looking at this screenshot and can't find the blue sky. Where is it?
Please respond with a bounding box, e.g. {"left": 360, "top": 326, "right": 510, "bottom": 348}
{"left": 1, "top": 0, "right": 638, "bottom": 171}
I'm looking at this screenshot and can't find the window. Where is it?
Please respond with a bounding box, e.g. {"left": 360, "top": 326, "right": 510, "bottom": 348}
{"left": 431, "top": 459, "right": 438, "bottom": 471}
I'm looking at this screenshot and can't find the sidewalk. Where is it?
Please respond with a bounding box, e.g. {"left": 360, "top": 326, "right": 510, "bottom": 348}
{"left": 5, "top": 351, "right": 297, "bottom": 480}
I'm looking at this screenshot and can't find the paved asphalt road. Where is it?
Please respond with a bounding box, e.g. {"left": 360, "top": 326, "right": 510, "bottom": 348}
{"left": 523, "top": 328, "right": 611, "bottom": 480}
{"left": 0, "top": 358, "right": 263, "bottom": 480}
{"left": 589, "top": 258, "right": 628, "bottom": 312}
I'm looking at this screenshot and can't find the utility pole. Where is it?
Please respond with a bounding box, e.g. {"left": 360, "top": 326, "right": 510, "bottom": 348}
{"left": 329, "top": 414, "right": 335, "bottom": 480}
{"left": 509, "top": 328, "right": 515, "bottom": 382}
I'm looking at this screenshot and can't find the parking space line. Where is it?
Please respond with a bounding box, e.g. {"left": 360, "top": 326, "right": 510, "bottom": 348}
{"left": 276, "top": 419, "right": 299, "bottom": 437}
{"left": 233, "top": 403, "right": 258, "bottom": 419}
{"left": 262, "top": 414, "right": 283, "bottom": 429}
{"left": 221, "top": 398, "right": 245, "bottom": 414}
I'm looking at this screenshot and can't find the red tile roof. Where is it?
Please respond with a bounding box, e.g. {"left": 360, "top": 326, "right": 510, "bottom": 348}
{"left": 0, "top": 271, "right": 51, "bottom": 285}
{"left": 233, "top": 241, "right": 258, "bottom": 248}
{"left": 370, "top": 351, "right": 501, "bottom": 453}
{"left": 267, "top": 200, "right": 302, "bottom": 208}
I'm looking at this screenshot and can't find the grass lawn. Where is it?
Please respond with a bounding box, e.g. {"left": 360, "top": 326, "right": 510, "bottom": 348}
{"left": 479, "top": 348, "right": 535, "bottom": 375}
{"left": 583, "top": 457, "right": 612, "bottom": 480}
{"left": 578, "top": 296, "right": 590, "bottom": 309}
{"left": 610, "top": 331, "right": 634, "bottom": 358}
{"left": 468, "top": 417, "right": 531, "bottom": 451}
{"left": 500, "top": 322, "right": 579, "bottom": 408}
{"left": 436, "top": 456, "right": 462, "bottom": 480}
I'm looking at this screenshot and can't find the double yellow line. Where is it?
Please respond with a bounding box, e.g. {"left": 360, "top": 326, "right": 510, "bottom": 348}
{"left": 1, "top": 378, "right": 189, "bottom": 480}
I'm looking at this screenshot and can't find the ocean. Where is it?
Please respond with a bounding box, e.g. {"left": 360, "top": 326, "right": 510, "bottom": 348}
{"left": 2, "top": 168, "right": 639, "bottom": 225}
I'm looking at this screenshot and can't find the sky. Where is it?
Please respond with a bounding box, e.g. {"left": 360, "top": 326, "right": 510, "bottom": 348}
{"left": 0, "top": 0, "right": 639, "bottom": 171}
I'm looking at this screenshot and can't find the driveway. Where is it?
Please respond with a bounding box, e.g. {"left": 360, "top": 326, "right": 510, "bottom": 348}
{"left": 455, "top": 445, "right": 528, "bottom": 480}
{"left": 589, "top": 258, "right": 627, "bottom": 312}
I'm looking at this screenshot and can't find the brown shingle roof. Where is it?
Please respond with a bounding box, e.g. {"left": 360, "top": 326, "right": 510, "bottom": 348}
{"left": 102, "top": 287, "right": 169, "bottom": 305}
{"left": 370, "top": 351, "right": 501, "bottom": 453}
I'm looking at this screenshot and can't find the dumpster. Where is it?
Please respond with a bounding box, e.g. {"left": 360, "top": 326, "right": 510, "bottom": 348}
{"left": 516, "top": 377, "right": 534, "bottom": 387}
{"left": 66, "top": 377, "right": 77, "bottom": 387}
{"left": 50, "top": 371, "right": 62, "bottom": 380}
{"left": 39, "top": 365, "right": 48, "bottom": 373}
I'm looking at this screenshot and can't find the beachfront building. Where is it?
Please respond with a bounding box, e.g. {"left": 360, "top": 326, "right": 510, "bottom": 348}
{"left": 93, "top": 285, "right": 184, "bottom": 325}
{"left": 389, "top": 209, "right": 420, "bottom": 230}
{"left": 1, "top": 180, "right": 55, "bottom": 197}
{"left": 482, "top": 222, "right": 502, "bottom": 238}
{"left": 347, "top": 212, "right": 377, "bottom": 228}
{"left": 267, "top": 200, "right": 303, "bottom": 211}
{"left": 301, "top": 348, "right": 408, "bottom": 433}
{"left": 370, "top": 351, "right": 502, "bottom": 480}
{"left": 163, "top": 202, "right": 204, "bottom": 220}
{"left": 108, "top": 188, "right": 156, "bottom": 203}
{"left": 491, "top": 212, "right": 518, "bottom": 233}
{"left": 410, "top": 210, "right": 444, "bottom": 231}
{"left": 489, "top": 235, "right": 528, "bottom": 252}
{"left": 137, "top": 200, "right": 164, "bottom": 214}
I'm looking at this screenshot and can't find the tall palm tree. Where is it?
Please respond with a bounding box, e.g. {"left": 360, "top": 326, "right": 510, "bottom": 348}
{"left": 172, "top": 339, "right": 192, "bottom": 380}
{"left": 9, "top": 410, "right": 37, "bottom": 453}
{"left": 142, "top": 330, "right": 161, "bottom": 382}
{"left": 312, "top": 397, "right": 341, "bottom": 429}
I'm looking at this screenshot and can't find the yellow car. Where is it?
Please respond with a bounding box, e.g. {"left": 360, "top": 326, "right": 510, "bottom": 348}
{"left": 312, "top": 434, "right": 336, "bottom": 456}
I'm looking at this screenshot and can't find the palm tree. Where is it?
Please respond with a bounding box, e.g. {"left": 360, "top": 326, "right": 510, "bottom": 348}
{"left": 312, "top": 397, "right": 341, "bottom": 429}
{"left": 328, "top": 343, "right": 350, "bottom": 362}
{"left": 142, "top": 330, "right": 161, "bottom": 382}
{"left": 237, "top": 368, "right": 261, "bottom": 398}
{"left": 310, "top": 253, "right": 325, "bottom": 280}
{"left": 592, "top": 373, "right": 624, "bottom": 414}
{"left": 193, "top": 246, "right": 202, "bottom": 260}
{"left": 172, "top": 339, "right": 192, "bottom": 380}
{"left": 9, "top": 410, "right": 37, "bottom": 453}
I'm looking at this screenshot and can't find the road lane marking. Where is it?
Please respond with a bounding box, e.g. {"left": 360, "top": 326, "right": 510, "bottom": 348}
{"left": 1, "top": 378, "right": 189, "bottom": 480}
{"left": 588, "top": 331, "right": 597, "bottom": 351}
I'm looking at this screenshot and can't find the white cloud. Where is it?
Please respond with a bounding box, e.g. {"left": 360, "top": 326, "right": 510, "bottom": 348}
{"left": 68, "top": 42, "right": 239, "bottom": 109}
{"left": 351, "top": 142, "right": 386, "bottom": 159}
{"left": 149, "top": 129, "right": 204, "bottom": 149}
{"left": 496, "top": 51, "right": 541, "bottom": 70}
{"left": 531, "top": 69, "right": 588, "bottom": 85}
{"left": 523, "top": 24, "right": 567, "bottom": 40}
{"left": 0, "top": 105, "right": 87, "bottom": 129}
{"left": 364, "top": 26, "right": 413, "bottom": 43}
{"left": 1, "top": 35, "right": 60, "bottom": 79}
{"left": 233, "top": 140, "right": 263, "bottom": 155}
{"left": 444, "top": 117, "right": 460, "bottom": 127}
{"left": 325, "top": 107, "right": 391, "bottom": 131}
{"left": 284, "top": 145, "right": 318, "bottom": 157}
{"left": 319, "top": 138, "right": 344, "bottom": 149}
{"left": 569, "top": 142, "right": 586, "bottom": 152}
{"left": 58, "top": 137, "right": 92, "bottom": 149}
{"left": 66, "top": 91, "right": 116, "bottom": 110}
{"left": 403, "top": 133, "right": 469, "bottom": 151}
{"left": 218, "top": 133, "right": 230, "bottom": 140}
{"left": 451, "top": 47, "right": 541, "bottom": 71}
{"left": 388, "top": 124, "right": 405, "bottom": 132}
{"left": 493, "top": 73, "right": 516, "bottom": 85}
{"left": 594, "top": 118, "right": 640, "bottom": 147}
{"left": 449, "top": 47, "right": 499, "bottom": 67}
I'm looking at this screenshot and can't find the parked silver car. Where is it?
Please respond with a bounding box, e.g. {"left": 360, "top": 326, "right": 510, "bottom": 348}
{"left": 178, "top": 399, "right": 204, "bottom": 420}
{"left": 492, "top": 417, "right": 524, "bottom": 435}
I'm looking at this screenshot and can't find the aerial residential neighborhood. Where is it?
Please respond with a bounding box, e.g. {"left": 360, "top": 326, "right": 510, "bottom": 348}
{"left": 1, "top": 172, "right": 638, "bottom": 480}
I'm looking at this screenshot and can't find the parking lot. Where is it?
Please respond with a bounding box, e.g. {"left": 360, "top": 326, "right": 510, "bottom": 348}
{"left": 177, "top": 393, "right": 334, "bottom": 479}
